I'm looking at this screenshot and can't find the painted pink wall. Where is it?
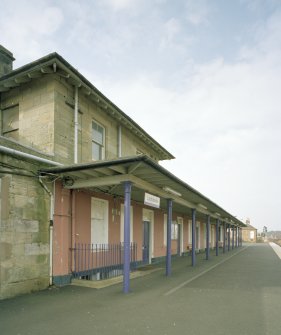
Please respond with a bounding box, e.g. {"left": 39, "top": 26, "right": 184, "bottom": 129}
{"left": 53, "top": 184, "right": 210, "bottom": 275}
{"left": 153, "top": 210, "right": 165, "bottom": 258}
{"left": 74, "top": 191, "right": 91, "bottom": 245}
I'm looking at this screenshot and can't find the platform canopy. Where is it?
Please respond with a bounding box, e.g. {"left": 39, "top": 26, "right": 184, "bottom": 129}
{"left": 39, "top": 154, "right": 244, "bottom": 226}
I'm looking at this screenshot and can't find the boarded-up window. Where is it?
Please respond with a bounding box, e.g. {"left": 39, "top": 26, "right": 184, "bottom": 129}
{"left": 91, "top": 198, "right": 108, "bottom": 245}
{"left": 2, "top": 105, "right": 19, "bottom": 140}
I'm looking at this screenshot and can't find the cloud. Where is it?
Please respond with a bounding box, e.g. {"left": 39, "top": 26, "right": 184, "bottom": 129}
{"left": 159, "top": 18, "right": 182, "bottom": 49}
{"left": 184, "top": 0, "right": 211, "bottom": 26}
{"left": 0, "top": 0, "right": 63, "bottom": 63}
{"left": 94, "top": 8, "right": 281, "bottom": 230}
{"left": 103, "top": 0, "right": 140, "bottom": 11}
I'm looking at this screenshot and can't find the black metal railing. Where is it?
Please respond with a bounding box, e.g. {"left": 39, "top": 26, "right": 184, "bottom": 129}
{"left": 72, "top": 242, "right": 138, "bottom": 280}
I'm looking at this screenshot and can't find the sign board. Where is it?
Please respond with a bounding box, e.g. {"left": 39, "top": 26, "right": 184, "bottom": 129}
{"left": 144, "top": 192, "right": 160, "bottom": 208}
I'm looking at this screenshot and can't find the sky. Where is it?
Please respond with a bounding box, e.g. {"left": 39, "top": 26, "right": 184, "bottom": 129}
{"left": 1, "top": 0, "right": 281, "bottom": 231}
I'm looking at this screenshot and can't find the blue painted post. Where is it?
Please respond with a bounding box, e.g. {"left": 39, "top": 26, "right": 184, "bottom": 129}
{"left": 216, "top": 219, "right": 219, "bottom": 256}
{"left": 223, "top": 222, "right": 226, "bottom": 253}
{"left": 232, "top": 225, "right": 235, "bottom": 249}
{"left": 192, "top": 208, "right": 196, "bottom": 266}
{"left": 236, "top": 226, "right": 238, "bottom": 248}
{"left": 206, "top": 215, "right": 210, "bottom": 260}
{"left": 166, "top": 199, "right": 172, "bottom": 276}
{"left": 227, "top": 224, "right": 230, "bottom": 251}
{"left": 123, "top": 181, "right": 132, "bottom": 294}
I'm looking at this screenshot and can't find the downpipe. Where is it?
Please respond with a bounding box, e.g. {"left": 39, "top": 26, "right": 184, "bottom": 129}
{"left": 39, "top": 176, "right": 54, "bottom": 286}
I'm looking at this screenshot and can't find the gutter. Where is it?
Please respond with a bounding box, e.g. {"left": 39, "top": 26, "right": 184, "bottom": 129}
{"left": 0, "top": 145, "right": 63, "bottom": 166}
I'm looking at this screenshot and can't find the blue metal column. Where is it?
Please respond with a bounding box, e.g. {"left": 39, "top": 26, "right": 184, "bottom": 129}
{"left": 206, "top": 215, "right": 210, "bottom": 260}
{"left": 192, "top": 208, "right": 196, "bottom": 266}
{"left": 232, "top": 225, "right": 235, "bottom": 249}
{"left": 223, "top": 221, "right": 226, "bottom": 253}
{"left": 227, "top": 224, "right": 230, "bottom": 251}
{"left": 166, "top": 199, "right": 172, "bottom": 276}
{"left": 216, "top": 219, "right": 219, "bottom": 256}
{"left": 123, "top": 181, "right": 132, "bottom": 294}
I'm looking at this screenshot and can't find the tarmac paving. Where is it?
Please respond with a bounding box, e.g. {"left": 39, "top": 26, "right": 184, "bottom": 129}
{"left": 1, "top": 243, "right": 281, "bottom": 335}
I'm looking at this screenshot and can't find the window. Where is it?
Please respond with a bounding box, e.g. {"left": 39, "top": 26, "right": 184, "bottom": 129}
{"left": 2, "top": 105, "right": 19, "bottom": 140}
{"left": 188, "top": 220, "right": 192, "bottom": 243}
{"left": 92, "top": 120, "right": 105, "bottom": 160}
{"left": 91, "top": 197, "right": 108, "bottom": 245}
{"left": 171, "top": 221, "right": 178, "bottom": 240}
{"left": 164, "top": 214, "right": 179, "bottom": 243}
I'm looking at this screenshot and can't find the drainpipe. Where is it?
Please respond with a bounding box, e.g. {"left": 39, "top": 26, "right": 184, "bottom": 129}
{"left": 74, "top": 86, "right": 79, "bottom": 164}
{"left": 118, "top": 125, "right": 122, "bottom": 158}
{"left": 39, "top": 177, "right": 54, "bottom": 286}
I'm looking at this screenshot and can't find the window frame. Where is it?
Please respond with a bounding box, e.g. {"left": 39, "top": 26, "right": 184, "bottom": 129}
{"left": 91, "top": 120, "right": 105, "bottom": 161}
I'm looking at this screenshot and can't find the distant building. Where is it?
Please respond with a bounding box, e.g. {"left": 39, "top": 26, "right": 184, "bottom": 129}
{"left": 242, "top": 218, "right": 257, "bottom": 243}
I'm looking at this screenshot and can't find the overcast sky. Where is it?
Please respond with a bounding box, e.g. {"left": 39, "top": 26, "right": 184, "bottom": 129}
{"left": 1, "top": 0, "right": 281, "bottom": 231}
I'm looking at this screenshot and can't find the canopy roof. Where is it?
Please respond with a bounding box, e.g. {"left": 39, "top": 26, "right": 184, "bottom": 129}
{"left": 40, "top": 155, "right": 245, "bottom": 227}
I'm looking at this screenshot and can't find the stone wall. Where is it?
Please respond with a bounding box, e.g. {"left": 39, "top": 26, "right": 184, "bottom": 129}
{"left": 0, "top": 152, "right": 51, "bottom": 300}
{"left": 52, "top": 76, "right": 162, "bottom": 165}
{"left": 1, "top": 75, "right": 55, "bottom": 155}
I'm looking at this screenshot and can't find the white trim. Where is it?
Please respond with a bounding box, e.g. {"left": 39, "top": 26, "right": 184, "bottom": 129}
{"left": 143, "top": 208, "right": 154, "bottom": 260}
{"left": 188, "top": 220, "right": 192, "bottom": 244}
{"left": 211, "top": 225, "right": 215, "bottom": 248}
{"left": 177, "top": 217, "right": 184, "bottom": 254}
{"left": 196, "top": 221, "right": 200, "bottom": 250}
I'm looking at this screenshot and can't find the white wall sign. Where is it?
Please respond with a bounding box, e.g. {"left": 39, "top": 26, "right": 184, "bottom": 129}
{"left": 144, "top": 192, "right": 160, "bottom": 208}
